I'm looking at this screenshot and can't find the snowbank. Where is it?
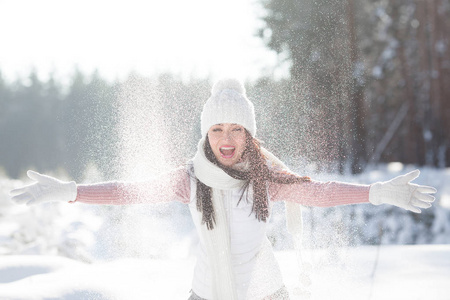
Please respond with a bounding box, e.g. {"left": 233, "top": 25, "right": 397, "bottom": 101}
{"left": 0, "top": 245, "right": 449, "bottom": 299}
{"left": 0, "top": 255, "right": 194, "bottom": 300}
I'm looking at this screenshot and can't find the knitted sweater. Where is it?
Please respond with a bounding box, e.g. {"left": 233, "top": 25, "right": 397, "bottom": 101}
{"left": 75, "top": 166, "right": 370, "bottom": 207}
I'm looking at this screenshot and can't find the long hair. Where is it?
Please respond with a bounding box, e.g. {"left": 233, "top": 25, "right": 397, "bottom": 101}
{"left": 196, "top": 130, "right": 310, "bottom": 230}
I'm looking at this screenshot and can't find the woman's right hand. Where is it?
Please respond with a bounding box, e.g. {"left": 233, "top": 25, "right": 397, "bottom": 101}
{"left": 9, "top": 170, "right": 77, "bottom": 206}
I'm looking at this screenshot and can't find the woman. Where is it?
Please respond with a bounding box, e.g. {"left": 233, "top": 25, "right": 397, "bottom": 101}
{"left": 10, "top": 78, "right": 436, "bottom": 300}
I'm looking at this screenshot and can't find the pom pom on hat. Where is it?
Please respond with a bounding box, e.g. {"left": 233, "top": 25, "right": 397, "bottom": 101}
{"left": 201, "top": 78, "right": 256, "bottom": 137}
{"left": 211, "top": 78, "right": 246, "bottom": 97}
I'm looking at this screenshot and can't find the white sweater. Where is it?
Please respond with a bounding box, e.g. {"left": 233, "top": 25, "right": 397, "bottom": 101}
{"left": 188, "top": 178, "right": 284, "bottom": 300}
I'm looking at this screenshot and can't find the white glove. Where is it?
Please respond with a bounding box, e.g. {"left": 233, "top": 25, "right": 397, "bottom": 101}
{"left": 369, "top": 170, "right": 436, "bottom": 213}
{"left": 9, "top": 170, "right": 77, "bottom": 206}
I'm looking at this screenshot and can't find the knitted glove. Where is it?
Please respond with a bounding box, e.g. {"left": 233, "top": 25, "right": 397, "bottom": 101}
{"left": 10, "top": 170, "right": 77, "bottom": 206}
{"left": 369, "top": 170, "right": 436, "bottom": 213}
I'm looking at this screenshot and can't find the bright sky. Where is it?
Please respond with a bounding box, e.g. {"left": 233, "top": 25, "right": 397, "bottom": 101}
{"left": 0, "top": 0, "right": 288, "bottom": 83}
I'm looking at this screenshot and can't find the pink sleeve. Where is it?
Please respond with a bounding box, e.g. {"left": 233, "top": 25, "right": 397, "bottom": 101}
{"left": 73, "top": 166, "right": 191, "bottom": 205}
{"left": 268, "top": 179, "right": 370, "bottom": 207}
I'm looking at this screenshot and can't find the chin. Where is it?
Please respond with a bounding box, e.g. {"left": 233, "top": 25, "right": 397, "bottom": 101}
{"left": 219, "top": 159, "right": 237, "bottom": 167}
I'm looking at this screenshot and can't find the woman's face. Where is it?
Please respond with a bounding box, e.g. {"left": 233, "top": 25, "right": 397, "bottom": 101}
{"left": 207, "top": 123, "right": 247, "bottom": 167}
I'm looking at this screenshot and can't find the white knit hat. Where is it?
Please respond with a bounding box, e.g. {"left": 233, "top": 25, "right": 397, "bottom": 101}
{"left": 201, "top": 78, "right": 256, "bottom": 137}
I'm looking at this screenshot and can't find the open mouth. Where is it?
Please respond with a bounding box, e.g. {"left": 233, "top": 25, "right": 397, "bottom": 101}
{"left": 219, "top": 146, "right": 235, "bottom": 158}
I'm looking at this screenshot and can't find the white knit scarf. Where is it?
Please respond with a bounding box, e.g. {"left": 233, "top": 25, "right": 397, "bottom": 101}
{"left": 192, "top": 138, "right": 242, "bottom": 300}
{"left": 261, "top": 148, "right": 311, "bottom": 297}
{"left": 192, "top": 138, "right": 306, "bottom": 299}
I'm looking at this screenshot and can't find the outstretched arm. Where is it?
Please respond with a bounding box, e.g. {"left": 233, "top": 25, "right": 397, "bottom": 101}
{"left": 75, "top": 166, "right": 190, "bottom": 205}
{"left": 269, "top": 170, "right": 436, "bottom": 213}
{"left": 10, "top": 167, "right": 191, "bottom": 206}
{"left": 269, "top": 178, "right": 371, "bottom": 207}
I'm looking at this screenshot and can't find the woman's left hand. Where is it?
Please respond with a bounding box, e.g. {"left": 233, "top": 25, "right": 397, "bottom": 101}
{"left": 369, "top": 170, "right": 437, "bottom": 213}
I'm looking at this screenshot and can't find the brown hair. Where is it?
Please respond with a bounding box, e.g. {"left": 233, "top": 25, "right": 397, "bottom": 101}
{"left": 196, "top": 130, "right": 310, "bottom": 230}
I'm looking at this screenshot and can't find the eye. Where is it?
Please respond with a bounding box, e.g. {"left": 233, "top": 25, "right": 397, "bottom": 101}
{"left": 211, "top": 127, "right": 222, "bottom": 132}
{"left": 232, "top": 127, "right": 243, "bottom": 132}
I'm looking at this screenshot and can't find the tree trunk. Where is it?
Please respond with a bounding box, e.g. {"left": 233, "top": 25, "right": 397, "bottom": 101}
{"left": 433, "top": 0, "right": 450, "bottom": 167}
{"left": 347, "top": 0, "right": 366, "bottom": 173}
{"left": 393, "top": 2, "right": 424, "bottom": 165}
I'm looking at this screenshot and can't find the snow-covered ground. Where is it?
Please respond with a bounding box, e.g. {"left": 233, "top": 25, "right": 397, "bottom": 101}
{"left": 1, "top": 163, "right": 449, "bottom": 299}
{"left": 0, "top": 245, "right": 449, "bottom": 300}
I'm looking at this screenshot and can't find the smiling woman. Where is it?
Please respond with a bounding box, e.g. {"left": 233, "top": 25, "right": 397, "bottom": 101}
{"left": 10, "top": 78, "right": 436, "bottom": 299}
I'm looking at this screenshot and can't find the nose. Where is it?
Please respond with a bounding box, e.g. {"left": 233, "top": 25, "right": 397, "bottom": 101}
{"left": 223, "top": 130, "right": 233, "bottom": 141}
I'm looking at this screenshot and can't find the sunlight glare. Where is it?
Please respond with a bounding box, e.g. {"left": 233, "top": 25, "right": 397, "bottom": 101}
{"left": 0, "top": 0, "right": 279, "bottom": 82}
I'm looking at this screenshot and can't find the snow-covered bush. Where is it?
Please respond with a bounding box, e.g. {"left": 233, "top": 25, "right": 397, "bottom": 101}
{"left": 0, "top": 176, "right": 102, "bottom": 262}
